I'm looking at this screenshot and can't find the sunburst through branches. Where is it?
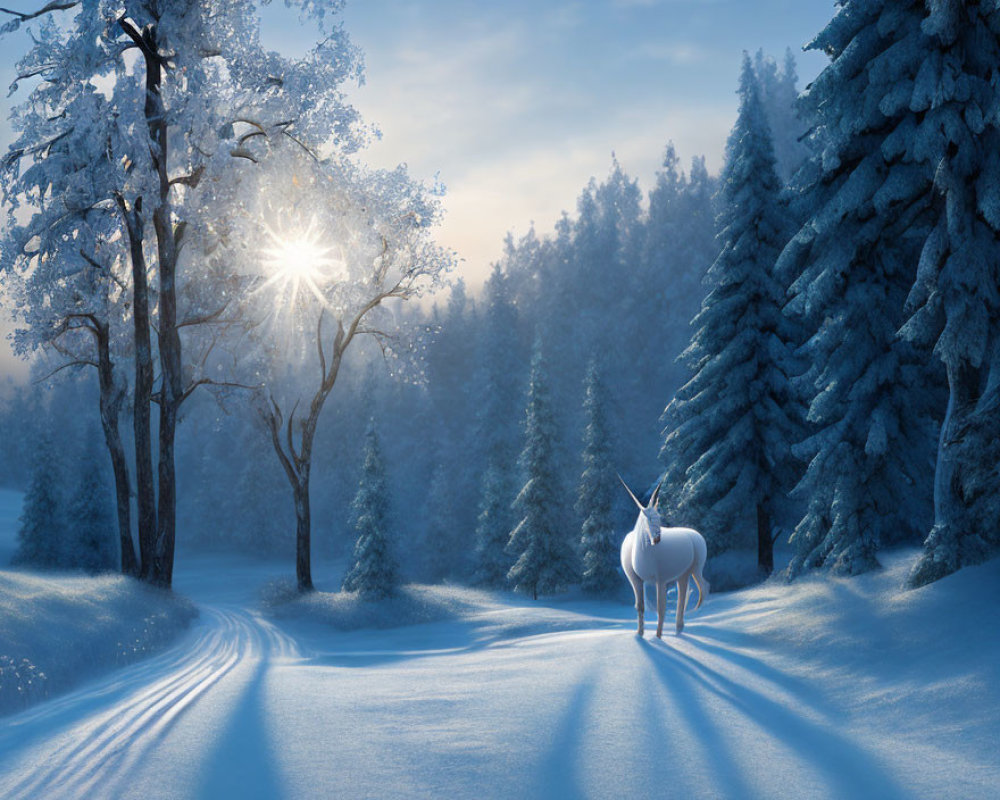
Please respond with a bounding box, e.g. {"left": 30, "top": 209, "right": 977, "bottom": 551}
{"left": 259, "top": 218, "right": 345, "bottom": 318}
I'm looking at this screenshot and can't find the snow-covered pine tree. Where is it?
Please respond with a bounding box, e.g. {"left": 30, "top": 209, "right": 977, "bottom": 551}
{"left": 342, "top": 419, "right": 398, "bottom": 600}
{"left": 67, "top": 426, "right": 117, "bottom": 573}
{"left": 777, "top": 0, "right": 944, "bottom": 578}
{"left": 507, "top": 339, "right": 576, "bottom": 599}
{"left": 899, "top": 2, "right": 1000, "bottom": 587}
{"left": 472, "top": 266, "right": 521, "bottom": 587}
{"left": 660, "top": 54, "right": 798, "bottom": 574}
{"left": 12, "top": 434, "right": 64, "bottom": 569}
{"left": 577, "top": 359, "right": 619, "bottom": 594}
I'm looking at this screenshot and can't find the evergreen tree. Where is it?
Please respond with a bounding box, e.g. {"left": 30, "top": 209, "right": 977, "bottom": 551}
{"left": 507, "top": 340, "right": 575, "bottom": 599}
{"left": 472, "top": 266, "right": 521, "bottom": 587}
{"left": 577, "top": 360, "right": 619, "bottom": 594}
{"left": 342, "top": 420, "right": 398, "bottom": 599}
{"left": 12, "top": 434, "right": 63, "bottom": 569}
{"left": 777, "top": 0, "right": 945, "bottom": 578}
{"left": 423, "top": 456, "right": 461, "bottom": 581}
{"left": 661, "top": 55, "right": 798, "bottom": 574}
{"left": 67, "top": 426, "right": 117, "bottom": 573}
{"left": 753, "top": 48, "right": 810, "bottom": 181}
{"left": 473, "top": 464, "right": 514, "bottom": 587}
{"left": 899, "top": 2, "right": 1000, "bottom": 587}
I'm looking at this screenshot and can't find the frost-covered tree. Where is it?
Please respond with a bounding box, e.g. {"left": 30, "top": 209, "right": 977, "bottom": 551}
{"left": 777, "top": 0, "right": 953, "bottom": 579}
{"left": 343, "top": 419, "right": 398, "bottom": 599}
{"left": 0, "top": 1, "right": 374, "bottom": 587}
{"left": 11, "top": 435, "right": 63, "bottom": 569}
{"left": 67, "top": 426, "right": 117, "bottom": 573}
{"left": 577, "top": 360, "right": 618, "bottom": 594}
{"left": 507, "top": 340, "right": 576, "bottom": 599}
{"left": 661, "top": 55, "right": 797, "bottom": 574}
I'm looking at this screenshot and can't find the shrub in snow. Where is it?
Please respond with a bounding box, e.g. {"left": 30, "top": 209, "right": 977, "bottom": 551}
{"left": 507, "top": 340, "right": 577, "bottom": 599}
{"left": 342, "top": 420, "right": 398, "bottom": 600}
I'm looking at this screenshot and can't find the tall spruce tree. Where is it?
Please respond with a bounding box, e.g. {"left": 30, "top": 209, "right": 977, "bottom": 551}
{"left": 473, "top": 266, "right": 521, "bottom": 587}
{"left": 577, "top": 360, "right": 619, "bottom": 594}
{"left": 507, "top": 339, "right": 575, "bottom": 599}
{"left": 899, "top": 1, "right": 1000, "bottom": 586}
{"left": 778, "top": 0, "right": 946, "bottom": 578}
{"left": 661, "top": 55, "right": 797, "bottom": 574}
{"left": 342, "top": 419, "right": 398, "bottom": 599}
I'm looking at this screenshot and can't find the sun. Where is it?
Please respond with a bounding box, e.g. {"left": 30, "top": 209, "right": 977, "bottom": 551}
{"left": 259, "top": 219, "right": 344, "bottom": 312}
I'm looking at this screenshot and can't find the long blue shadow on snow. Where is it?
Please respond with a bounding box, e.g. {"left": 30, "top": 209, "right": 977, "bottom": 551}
{"left": 197, "top": 662, "right": 285, "bottom": 800}
{"left": 640, "top": 638, "right": 907, "bottom": 799}
{"left": 531, "top": 672, "right": 593, "bottom": 800}
{"left": 636, "top": 638, "right": 756, "bottom": 798}
{"left": 682, "top": 631, "right": 839, "bottom": 723}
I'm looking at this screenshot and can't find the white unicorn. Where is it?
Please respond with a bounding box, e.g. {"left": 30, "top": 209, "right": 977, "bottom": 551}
{"left": 619, "top": 476, "right": 709, "bottom": 637}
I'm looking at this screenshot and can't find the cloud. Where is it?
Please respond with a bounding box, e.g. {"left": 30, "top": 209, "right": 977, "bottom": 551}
{"left": 633, "top": 41, "right": 712, "bottom": 64}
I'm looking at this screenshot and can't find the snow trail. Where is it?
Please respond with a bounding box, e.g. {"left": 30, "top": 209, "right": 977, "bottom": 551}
{"left": 0, "top": 604, "right": 299, "bottom": 800}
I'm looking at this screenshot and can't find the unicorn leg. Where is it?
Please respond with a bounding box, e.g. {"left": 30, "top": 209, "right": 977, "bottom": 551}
{"left": 656, "top": 582, "right": 667, "bottom": 638}
{"left": 676, "top": 573, "right": 689, "bottom": 634}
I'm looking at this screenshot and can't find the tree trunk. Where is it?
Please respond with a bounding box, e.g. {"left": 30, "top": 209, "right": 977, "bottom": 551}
{"left": 756, "top": 502, "right": 773, "bottom": 576}
{"left": 139, "top": 19, "right": 182, "bottom": 589}
{"left": 95, "top": 322, "right": 138, "bottom": 577}
{"left": 933, "top": 362, "right": 979, "bottom": 534}
{"left": 120, "top": 201, "right": 156, "bottom": 579}
{"left": 294, "top": 479, "right": 314, "bottom": 592}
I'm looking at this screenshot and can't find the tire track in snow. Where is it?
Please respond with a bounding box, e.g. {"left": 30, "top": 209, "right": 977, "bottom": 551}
{"left": 0, "top": 605, "right": 299, "bottom": 800}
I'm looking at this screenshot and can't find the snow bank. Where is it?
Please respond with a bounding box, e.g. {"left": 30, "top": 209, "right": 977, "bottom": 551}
{"left": 0, "top": 571, "right": 196, "bottom": 716}
{"left": 261, "top": 580, "right": 492, "bottom": 631}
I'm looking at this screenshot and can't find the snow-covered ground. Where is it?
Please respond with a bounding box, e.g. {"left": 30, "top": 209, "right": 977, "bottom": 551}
{"left": 1, "top": 489, "right": 998, "bottom": 798}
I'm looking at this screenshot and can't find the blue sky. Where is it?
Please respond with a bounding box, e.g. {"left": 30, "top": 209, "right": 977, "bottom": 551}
{"left": 326, "top": 0, "right": 836, "bottom": 286}
{"left": 0, "top": 0, "right": 837, "bottom": 378}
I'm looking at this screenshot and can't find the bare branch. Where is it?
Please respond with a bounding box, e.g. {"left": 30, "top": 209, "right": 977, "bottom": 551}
{"left": 229, "top": 146, "right": 259, "bottom": 163}
{"left": 180, "top": 377, "right": 260, "bottom": 406}
{"left": 316, "top": 309, "right": 327, "bottom": 384}
{"left": 263, "top": 395, "right": 299, "bottom": 486}
{"left": 177, "top": 301, "right": 231, "bottom": 329}
{"left": 117, "top": 16, "right": 156, "bottom": 61}
{"left": 33, "top": 358, "right": 96, "bottom": 384}
{"left": 168, "top": 165, "right": 205, "bottom": 189}
{"left": 286, "top": 397, "right": 300, "bottom": 466}
{"left": 0, "top": 1, "right": 78, "bottom": 23}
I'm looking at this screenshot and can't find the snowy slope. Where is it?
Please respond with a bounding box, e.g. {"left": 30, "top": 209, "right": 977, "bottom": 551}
{"left": 0, "top": 546, "right": 997, "bottom": 799}
{"left": 0, "top": 492, "right": 197, "bottom": 716}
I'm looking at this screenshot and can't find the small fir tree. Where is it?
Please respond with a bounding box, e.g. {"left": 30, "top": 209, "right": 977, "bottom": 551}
{"left": 12, "top": 434, "right": 64, "bottom": 568}
{"left": 577, "top": 360, "right": 619, "bottom": 595}
{"left": 342, "top": 420, "right": 398, "bottom": 600}
{"left": 473, "top": 463, "right": 514, "bottom": 587}
{"left": 67, "top": 427, "right": 117, "bottom": 573}
{"left": 507, "top": 340, "right": 576, "bottom": 599}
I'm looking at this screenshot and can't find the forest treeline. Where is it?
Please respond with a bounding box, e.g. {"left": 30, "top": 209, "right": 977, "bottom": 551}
{"left": 4, "top": 1, "right": 1000, "bottom": 597}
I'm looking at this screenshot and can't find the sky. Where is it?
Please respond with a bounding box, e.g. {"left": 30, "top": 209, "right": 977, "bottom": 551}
{"left": 0, "top": 0, "right": 837, "bottom": 381}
